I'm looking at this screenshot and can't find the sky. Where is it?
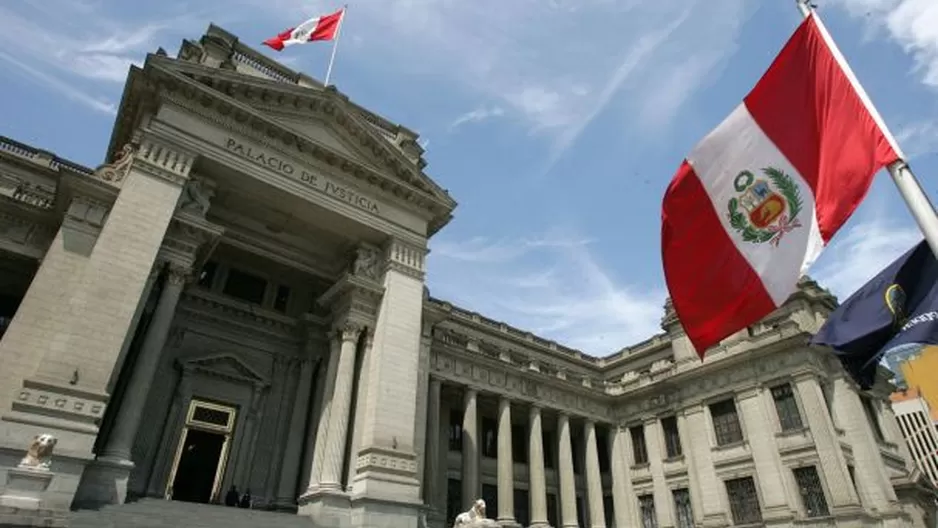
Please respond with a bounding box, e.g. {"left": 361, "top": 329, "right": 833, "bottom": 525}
{"left": 1, "top": 0, "right": 937, "bottom": 356}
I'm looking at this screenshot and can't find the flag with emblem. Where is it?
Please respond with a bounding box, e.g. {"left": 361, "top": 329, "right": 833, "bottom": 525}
{"left": 263, "top": 8, "right": 345, "bottom": 51}
{"left": 661, "top": 12, "right": 903, "bottom": 357}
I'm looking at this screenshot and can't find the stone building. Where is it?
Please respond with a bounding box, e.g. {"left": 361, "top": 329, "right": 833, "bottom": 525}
{"left": 0, "top": 24, "right": 935, "bottom": 528}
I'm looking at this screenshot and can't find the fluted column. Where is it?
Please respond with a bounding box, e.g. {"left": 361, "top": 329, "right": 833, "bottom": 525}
{"left": 276, "top": 352, "right": 317, "bottom": 504}
{"left": 584, "top": 421, "right": 606, "bottom": 528}
{"left": 462, "top": 388, "right": 480, "bottom": 508}
{"left": 304, "top": 335, "right": 341, "bottom": 492}
{"left": 643, "top": 418, "right": 673, "bottom": 528}
{"left": 557, "top": 414, "right": 578, "bottom": 528}
{"left": 100, "top": 263, "right": 188, "bottom": 462}
{"left": 345, "top": 331, "right": 374, "bottom": 489}
{"left": 609, "top": 427, "right": 638, "bottom": 528}
{"left": 318, "top": 324, "right": 361, "bottom": 490}
{"left": 425, "top": 378, "right": 442, "bottom": 508}
{"left": 497, "top": 397, "right": 516, "bottom": 525}
{"left": 528, "top": 406, "right": 549, "bottom": 528}
{"left": 737, "top": 387, "right": 793, "bottom": 520}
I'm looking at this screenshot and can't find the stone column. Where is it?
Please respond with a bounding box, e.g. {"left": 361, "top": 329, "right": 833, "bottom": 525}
{"left": 557, "top": 414, "right": 578, "bottom": 528}
{"left": 99, "top": 264, "right": 189, "bottom": 464}
{"left": 425, "top": 378, "right": 442, "bottom": 509}
{"left": 276, "top": 351, "right": 318, "bottom": 506}
{"left": 609, "top": 427, "right": 638, "bottom": 528}
{"left": 318, "top": 324, "right": 362, "bottom": 490}
{"left": 831, "top": 375, "right": 897, "bottom": 510}
{"left": 496, "top": 397, "right": 516, "bottom": 525}
{"left": 462, "top": 388, "right": 480, "bottom": 508}
{"left": 304, "top": 335, "right": 341, "bottom": 493}
{"left": 792, "top": 374, "right": 861, "bottom": 509}
{"left": 345, "top": 331, "right": 374, "bottom": 489}
{"left": 737, "top": 387, "right": 793, "bottom": 522}
{"left": 583, "top": 421, "right": 605, "bottom": 528}
{"left": 528, "top": 406, "right": 549, "bottom": 528}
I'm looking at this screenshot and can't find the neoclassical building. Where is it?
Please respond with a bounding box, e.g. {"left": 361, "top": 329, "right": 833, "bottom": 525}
{"left": 0, "top": 24, "right": 934, "bottom": 528}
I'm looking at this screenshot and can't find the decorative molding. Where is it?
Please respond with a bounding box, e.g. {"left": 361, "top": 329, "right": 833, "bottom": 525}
{"left": 166, "top": 263, "right": 191, "bottom": 286}
{"left": 177, "top": 352, "right": 270, "bottom": 388}
{"left": 132, "top": 135, "right": 196, "bottom": 186}
{"left": 92, "top": 143, "right": 136, "bottom": 184}
{"left": 0, "top": 210, "right": 54, "bottom": 257}
{"left": 354, "top": 447, "right": 418, "bottom": 477}
{"left": 12, "top": 379, "right": 108, "bottom": 426}
{"left": 63, "top": 194, "right": 110, "bottom": 236}
{"left": 176, "top": 288, "right": 300, "bottom": 340}
{"left": 386, "top": 238, "right": 426, "bottom": 280}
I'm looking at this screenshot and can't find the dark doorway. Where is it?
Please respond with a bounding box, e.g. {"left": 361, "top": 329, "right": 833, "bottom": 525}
{"left": 171, "top": 429, "right": 226, "bottom": 504}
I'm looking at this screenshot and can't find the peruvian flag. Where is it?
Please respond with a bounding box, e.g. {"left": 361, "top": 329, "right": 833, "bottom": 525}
{"left": 263, "top": 9, "right": 344, "bottom": 51}
{"left": 661, "top": 13, "right": 902, "bottom": 357}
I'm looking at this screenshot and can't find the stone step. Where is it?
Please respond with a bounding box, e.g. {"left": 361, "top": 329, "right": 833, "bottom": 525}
{"left": 69, "top": 499, "right": 317, "bottom": 528}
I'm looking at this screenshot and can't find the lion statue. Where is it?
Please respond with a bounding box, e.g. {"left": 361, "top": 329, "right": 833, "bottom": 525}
{"left": 18, "top": 433, "right": 57, "bottom": 471}
{"left": 453, "top": 499, "right": 498, "bottom": 528}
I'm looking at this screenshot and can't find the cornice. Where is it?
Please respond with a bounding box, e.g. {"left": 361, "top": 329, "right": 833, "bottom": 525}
{"left": 129, "top": 57, "right": 455, "bottom": 234}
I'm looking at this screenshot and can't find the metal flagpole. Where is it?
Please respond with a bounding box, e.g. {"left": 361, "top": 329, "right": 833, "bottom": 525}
{"left": 324, "top": 5, "right": 348, "bottom": 86}
{"left": 795, "top": 0, "right": 938, "bottom": 259}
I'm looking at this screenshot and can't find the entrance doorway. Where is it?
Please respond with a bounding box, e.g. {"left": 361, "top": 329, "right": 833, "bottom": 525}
{"left": 166, "top": 399, "right": 237, "bottom": 504}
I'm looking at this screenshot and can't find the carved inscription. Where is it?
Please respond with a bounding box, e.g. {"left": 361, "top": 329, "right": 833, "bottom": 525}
{"left": 223, "top": 138, "right": 380, "bottom": 215}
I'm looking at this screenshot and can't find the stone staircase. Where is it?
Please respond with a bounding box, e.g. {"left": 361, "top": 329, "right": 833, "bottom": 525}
{"left": 69, "top": 498, "right": 317, "bottom": 528}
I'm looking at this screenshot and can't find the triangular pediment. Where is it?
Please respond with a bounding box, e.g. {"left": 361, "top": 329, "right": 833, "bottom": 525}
{"left": 147, "top": 55, "right": 456, "bottom": 214}
{"left": 180, "top": 353, "right": 268, "bottom": 386}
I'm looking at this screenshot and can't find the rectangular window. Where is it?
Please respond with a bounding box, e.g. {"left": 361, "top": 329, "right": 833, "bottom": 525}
{"left": 639, "top": 494, "right": 658, "bottom": 528}
{"left": 512, "top": 424, "right": 527, "bottom": 463}
{"left": 771, "top": 383, "right": 804, "bottom": 431}
{"left": 543, "top": 430, "right": 555, "bottom": 469}
{"left": 861, "top": 397, "right": 885, "bottom": 442}
{"left": 481, "top": 418, "right": 498, "bottom": 458}
{"left": 449, "top": 409, "right": 463, "bottom": 452}
{"left": 662, "top": 416, "right": 682, "bottom": 458}
{"left": 725, "top": 477, "right": 762, "bottom": 524}
{"left": 222, "top": 268, "right": 267, "bottom": 305}
{"left": 273, "top": 284, "right": 291, "bottom": 313}
{"left": 673, "top": 488, "right": 694, "bottom": 528}
{"left": 631, "top": 425, "right": 648, "bottom": 465}
{"left": 710, "top": 399, "right": 744, "bottom": 446}
{"left": 793, "top": 466, "right": 830, "bottom": 518}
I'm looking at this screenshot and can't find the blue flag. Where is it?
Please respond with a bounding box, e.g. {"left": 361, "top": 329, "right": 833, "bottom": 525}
{"left": 811, "top": 239, "right": 938, "bottom": 389}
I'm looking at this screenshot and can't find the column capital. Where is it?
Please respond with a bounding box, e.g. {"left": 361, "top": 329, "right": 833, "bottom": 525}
{"left": 166, "top": 263, "right": 191, "bottom": 287}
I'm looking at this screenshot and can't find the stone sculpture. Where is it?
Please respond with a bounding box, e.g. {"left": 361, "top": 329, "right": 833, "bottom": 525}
{"left": 18, "top": 433, "right": 57, "bottom": 471}
{"left": 452, "top": 499, "right": 499, "bottom": 528}
{"left": 352, "top": 245, "right": 380, "bottom": 280}
{"left": 179, "top": 177, "right": 215, "bottom": 217}
{"left": 93, "top": 143, "right": 136, "bottom": 183}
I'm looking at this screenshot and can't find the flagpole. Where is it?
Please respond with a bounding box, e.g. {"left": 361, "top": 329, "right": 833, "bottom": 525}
{"left": 795, "top": 0, "right": 938, "bottom": 260}
{"left": 324, "top": 5, "right": 348, "bottom": 86}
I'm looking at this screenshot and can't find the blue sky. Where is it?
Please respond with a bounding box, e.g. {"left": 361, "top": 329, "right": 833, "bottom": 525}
{"left": 1, "top": 0, "right": 937, "bottom": 356}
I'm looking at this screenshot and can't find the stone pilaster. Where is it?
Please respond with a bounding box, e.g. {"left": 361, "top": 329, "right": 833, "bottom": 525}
{"left": 643, "top": 418, "right": 672, "bottom": 528}
{"left": 528, "top": 406, "right": 549, "bottom": 528}
{"left": 0, "top": 136, "right": 195, "bottom": 512}
{"left": 462, "top": 388, "right": 480, "bottom": 508}
{"left": 496, "top": 397, "right": 516, "bottom": 526}
{"left": 684, "top": 405, "right": 728, "bottom": 526}
{"left": 557, "top": 414, "right": 578, "bottom": 528}
{"left": 609, "top": 427, "right": 638, "bottom": 528}
{"left": 344, "top": 330, "right": 374, "bottom": 490}
{"left": 319, "top": 324, "right": 362, "bottom": 490}
{"left": 304, "top": 333, "right": 341, "bottom": 492}
{"left": 583, "top": 421, "right": 605, "bottom": 528}
{"left": 738, "top": 387, "right": 795, "bottom": 522}
{"left": 348, "top": 238, "right": 427, "bottom": 515}
{"left": 792, "top": 374, "right": 861, "bottom": 511}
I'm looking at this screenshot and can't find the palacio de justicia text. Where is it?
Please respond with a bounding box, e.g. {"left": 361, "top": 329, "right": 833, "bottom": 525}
{"left": 0, "top": 24, "right": 934, "bottom": 528}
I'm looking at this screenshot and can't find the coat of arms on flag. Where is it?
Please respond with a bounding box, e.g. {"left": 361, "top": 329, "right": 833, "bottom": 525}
{"left": 727, "top": 167, "right": 803, "bottom": 247}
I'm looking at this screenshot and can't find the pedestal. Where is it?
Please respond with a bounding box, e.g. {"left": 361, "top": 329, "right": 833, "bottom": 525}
{"left": 0, "top": 468, "right": 53, "bottom": 510}
{"left": 297, "top": 488, "right": 352, "bottom": 528}
{"left": 71, "top": 456, "right": 134, "bottom": 509}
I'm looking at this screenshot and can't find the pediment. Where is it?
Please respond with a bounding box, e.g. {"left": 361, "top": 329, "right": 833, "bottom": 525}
{"left": 180, "top": 352, "right": 269, "bottom": 386}
{"left": 142, "top": 56, "right": 456, "bottom": 233}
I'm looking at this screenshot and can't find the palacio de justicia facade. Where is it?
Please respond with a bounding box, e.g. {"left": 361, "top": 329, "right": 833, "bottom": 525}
{"left": 0, "top": 24, "right": 934, "bottom": 528}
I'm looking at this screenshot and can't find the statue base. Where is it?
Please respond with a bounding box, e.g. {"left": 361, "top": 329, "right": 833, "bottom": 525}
{"left": 0, "top": 467, "right": 53, "bottom": 510}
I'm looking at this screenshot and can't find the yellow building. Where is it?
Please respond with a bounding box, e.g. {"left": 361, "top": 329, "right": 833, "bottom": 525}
{"left": 900, "top": 346, "right": 938, "bottom": 422}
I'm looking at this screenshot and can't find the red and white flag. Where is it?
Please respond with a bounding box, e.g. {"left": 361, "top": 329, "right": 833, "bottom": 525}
{"left": 661, "top": 13, "right": 902, "bottom": 357}
{"left": 263, "top": 9, "right": 344, "bottom": 51}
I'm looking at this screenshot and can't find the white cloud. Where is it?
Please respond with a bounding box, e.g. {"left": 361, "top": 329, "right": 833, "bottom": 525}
{"left": 896, "top": 121, "right": 938, "bottom": 158}
{"left": 828, "top": 0, "right": 938, "bottom": 87}
{"left": 427, "top": 230, "right": 665, "bottom": 356}
{"left": 812, "top": 212, "right": 921, "bottom": 300}
{"left": 449, "top": 106, "right": 505, "bottom": 131}
{"left": 0, "top": 49, "right": 116, "bottom": 115}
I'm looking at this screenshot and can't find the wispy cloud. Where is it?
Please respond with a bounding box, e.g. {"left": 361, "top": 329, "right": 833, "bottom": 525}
{"left": 449, "top": 106, "right": 505, "bottom": 131}
{"left": 428, "top": 229, "right": 664, "bottom": 355}
{"left": 0, "top": 49, "right": 116, "bottom": 115}
{"left": 829, "top": 0, "right": 938, "bottom": 87}
{"left": 896, "top": 120, "right": 938, "bottom": 159}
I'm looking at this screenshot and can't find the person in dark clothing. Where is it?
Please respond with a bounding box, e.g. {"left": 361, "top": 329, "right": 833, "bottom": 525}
{"left": 239, "top": 489, "right": 251, "bottom": 509}
{"left": 224, "top": 485, "right": 239, "bottom": 507}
